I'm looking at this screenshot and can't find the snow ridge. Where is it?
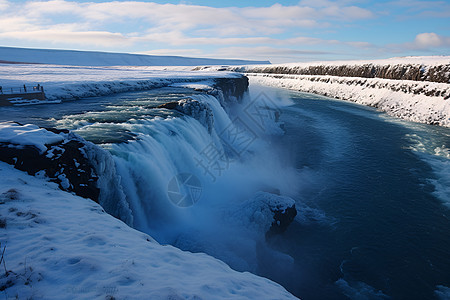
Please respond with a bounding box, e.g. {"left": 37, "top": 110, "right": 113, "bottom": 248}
{"left": 248, "top": 74, "right": 450, "bottom": 127}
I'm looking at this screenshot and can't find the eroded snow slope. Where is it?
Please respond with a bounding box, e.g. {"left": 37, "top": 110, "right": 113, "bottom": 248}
{"left": 0, "top": 162, "right": 297, "bottom": 300}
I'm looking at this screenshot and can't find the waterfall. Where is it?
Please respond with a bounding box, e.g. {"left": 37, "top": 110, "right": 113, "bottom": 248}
{"left": 78, "top": 85, "right": 300, "bottom": 272}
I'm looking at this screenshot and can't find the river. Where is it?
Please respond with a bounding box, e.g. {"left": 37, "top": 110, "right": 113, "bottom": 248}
{"left": 1, "top": 83, "right": 449, "bottom": 300}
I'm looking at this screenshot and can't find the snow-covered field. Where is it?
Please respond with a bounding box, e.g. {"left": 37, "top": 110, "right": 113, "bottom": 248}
{"left": 0, "top": 46, "right": 269, "bottom": 66}
{"left": 0, "top": 161, "right": 296, "bottom": 299}
{"left": 0, "top": 63, "right": 241, "bottom": 101}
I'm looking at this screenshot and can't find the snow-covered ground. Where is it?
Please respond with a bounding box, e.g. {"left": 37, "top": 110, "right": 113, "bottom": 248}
{"left": 1, "top": 56, "right": 448, "bottom": 127}
{"left": 247, "top": 74, "right": 450, "bottom": 127}
{"left": 194, "top": 56, "right": 450, "bottom": 127}
{"left": 212, "top": 56, "right": 450, "bottom": 82}
{"left": 0, "top": 46, "right": 270, "bottom": 66}
{"left": 0, "top": 161, "right": 296, "bottom": 299}
{"left": 0, "top": 63, "right": 242, "bottom": 101}
{"left": 0, "top": 122, "right": 64, "bottom": 153}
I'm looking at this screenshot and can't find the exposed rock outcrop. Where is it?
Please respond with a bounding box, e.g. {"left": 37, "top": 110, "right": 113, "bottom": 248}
{"left": 248, "top": 73, "right": 450, "bottom": 127}
{"left": 213, "top": 77, "right": 249, "bottom": 101}
{"left": 268, "top": 203, "right": 298, "bottom": 237}
{"left": 225, "top": 61, "right": 450, "bottom": 83}
{"left": 0, "top": 125, "right": 101, "bottom": 202}
{"left": 232, "top": 191, "right": 298, "bottom": 238}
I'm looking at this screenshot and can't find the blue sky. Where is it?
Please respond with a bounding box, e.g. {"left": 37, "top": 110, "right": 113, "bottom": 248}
{"left": 0, "top": 0, "right": 449, "bottom": 63}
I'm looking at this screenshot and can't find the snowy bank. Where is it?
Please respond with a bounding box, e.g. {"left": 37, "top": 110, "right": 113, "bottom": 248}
{"left": 0, "top": 63, "right": 246, "bottom": 102}
{"left": 196, "top": 56, "right": 450, "bottom": 127}
{"left": 0, "top": 46, "right": 270, "bottom": 67}
{"left": 0, "top": 162, "right": 297, "bottom": 299}
{"left": 247, "top": 74, "right": 450, "bottom": 127}
{"left": 210, "top": 56, "right": 450, "bottom": 83}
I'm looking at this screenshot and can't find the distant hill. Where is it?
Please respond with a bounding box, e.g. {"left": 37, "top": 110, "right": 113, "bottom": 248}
{"left": 0, "top": 46, "right": 270, "bottom": 67}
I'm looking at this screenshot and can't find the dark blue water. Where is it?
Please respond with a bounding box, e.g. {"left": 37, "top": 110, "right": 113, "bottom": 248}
{"left": 1, "top": 86, "right": 449, "bottom": 300}
{"left": 264, "top": 89, "right": 450, "bottom": 300}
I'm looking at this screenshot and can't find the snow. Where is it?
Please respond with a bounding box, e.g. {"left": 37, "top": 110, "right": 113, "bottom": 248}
{"left": 218, "top": 56, "right": 450, "bottom": 70}
{"left": 170, "top": 80, "right": 216, "bottom": 91}
{"left": 0, "top": 162, "right": 297, "bottom": 299}
{"left": 194, "top": 56, "right": 450, "bottom": 127}
{"left": 0, "top": 121, "right": 64, "bottom": 153}
{"left": 0, "top": 63, "right": 242, "bottom": 101}
{"left": 0, "top": 46, "right": 270, "bottom": 67}
{"left": 246, "top": 74, "right": 450, "bottom": 127}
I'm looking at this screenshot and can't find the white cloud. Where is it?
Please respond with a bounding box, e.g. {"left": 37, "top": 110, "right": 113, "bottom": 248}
{"left": 137, "top": 48, "right": 205, "bottom": 56}
{"left": 386, "top": 0, "right": 450, "bottom": 18}
{"left": 413, "top": 33, "right": 450, "bottom": 48}
{"left": 298, "top": 0, "right": 374, "bottom": 19}
{"left": 135, "top": 31, "right": 352, "bottom": 47}
{"left": 0, "top": 0, "right": 380, "bottom": 61}
{"left": 137, "top": 47, "right": 335, "bottom": 63}
{"left": 23, "top": 0, "right": 83, "bottom": 17}
{"left": 216, "top": 46, "right": 333, "bottom": 57}
{"left": 0, "top": 16, "right": 41, "bottom": 32}
{"left": 0, "top": 0, "right": 9, "bottom": 11}
{"left": 1, "top": 0, "right": 375, "bottom": 38}
{"left": 346, "top": 41, "right": 375, "bottom": 48}
{"left": 0, "top": 30, "right": 131, "bottom": 47}
{"left": 385, "top": 32, "right": 450, "bottom": 54}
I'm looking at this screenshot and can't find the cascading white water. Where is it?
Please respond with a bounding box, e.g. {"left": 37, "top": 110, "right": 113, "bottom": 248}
{"left": 100, "top": 86, "right": 302, "bottom": 272}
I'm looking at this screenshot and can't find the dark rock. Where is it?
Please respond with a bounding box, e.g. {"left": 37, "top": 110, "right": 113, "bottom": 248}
{"left": 0, "top": 126, "right": 100, "bottom": 202}
{"left": 157, "top": 102, "right": 178, "bottom": 109}
{"left": 233, "top": 63, "right": 450, "bottom": 83}
{"left": 213, "top": 77, "right": 249, "bottom": 101}
{"left": 236, "top": 191, "right": 297, "bottom": 238}
{"left": 267, "top": 204, "right": 297, "bottom": 237}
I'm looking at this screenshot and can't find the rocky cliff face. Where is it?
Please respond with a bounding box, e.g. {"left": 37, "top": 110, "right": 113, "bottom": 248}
{"left": 226, "top": 60, "right": 450, "bottom": 83}
{"left": 198, "top": 60, "right": 449, "bottom": 127}
{"left": 0, "top": 126, "right": 101, "bottom": 202}
{"left": 248, "top": 73, "right": 450, "bottom": 127}
{"left": 213, "top": 76, "right": 249, "bottom": 100}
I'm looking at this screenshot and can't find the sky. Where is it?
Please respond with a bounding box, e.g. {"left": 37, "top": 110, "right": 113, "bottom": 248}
{"left": 0, "top": 0, "right": 449, "bottom": 63}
